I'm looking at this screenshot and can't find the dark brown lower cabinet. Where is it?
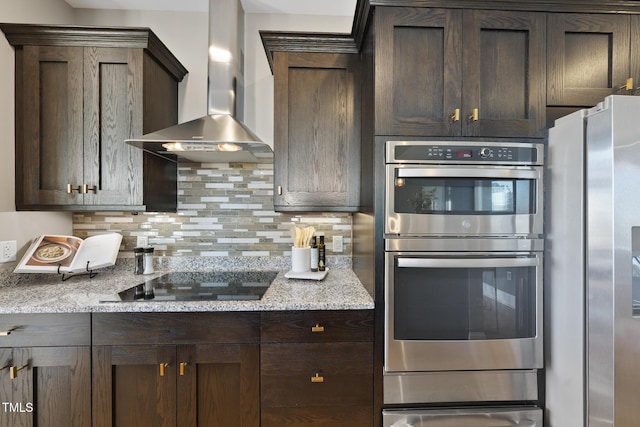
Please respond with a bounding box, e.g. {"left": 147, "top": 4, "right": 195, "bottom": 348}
{"left": 261, "top": 342, "right": 373, "bottom": 426}
{"left": 261, "top": 311, "right": 374, "bottom": 427}
{"left": 178, "top": 344, "right": 260, "bottom": 426}
{"left": 92, "top": 312, "right": 260, "bottom": 427}
{"left": 0, "top": 310, "right": 371, "bottom": 426}
{"left": 92, "top": 343, "right": 259, "bottom": 427}
{"left": 0, "top": 313, "right": 91, "bottom": 427}
{"left": 0, "top": 347, "right": 91, "bottom": 427}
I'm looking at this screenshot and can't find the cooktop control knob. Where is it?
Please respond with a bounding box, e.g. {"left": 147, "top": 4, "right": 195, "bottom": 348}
{"left": 479, "top": 147, "right": 491, "bottom": 158}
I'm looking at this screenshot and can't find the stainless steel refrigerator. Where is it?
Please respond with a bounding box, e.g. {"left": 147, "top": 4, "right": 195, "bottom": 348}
{"left": 547, "top": 95, "right": 640, "bottom": 427}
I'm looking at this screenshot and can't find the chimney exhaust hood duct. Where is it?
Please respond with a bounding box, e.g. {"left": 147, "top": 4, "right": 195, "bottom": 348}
{"left": 126, "top": 0, "right": 272, "bottom": 163}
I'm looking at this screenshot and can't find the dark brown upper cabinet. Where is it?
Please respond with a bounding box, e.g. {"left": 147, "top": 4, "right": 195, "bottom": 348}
{"left": 273, "top": 51, "right": 361, "bottom": 212}
{"left": 375, "top": 7, "right": 546, "bottom": 138}
{"left": 547, "top": 13, "right": 638, "bottom": 108}
{"left": 0, "top": 24, "right": 187, "bottom": 212}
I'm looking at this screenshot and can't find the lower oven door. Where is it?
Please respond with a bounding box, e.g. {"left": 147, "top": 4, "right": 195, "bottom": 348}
{"left": 383, "top": 406, "right": 542, "bottom": 427}
{"left": 385, "top": 251, "right": 542, "bottom": 372}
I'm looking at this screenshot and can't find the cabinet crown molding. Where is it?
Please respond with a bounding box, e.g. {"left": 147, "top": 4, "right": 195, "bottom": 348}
{"left": 0, "top": 23, "right": 187, "bottom": 81}
{"left": 261, "top": 0, "right": 640, "bottom": 74}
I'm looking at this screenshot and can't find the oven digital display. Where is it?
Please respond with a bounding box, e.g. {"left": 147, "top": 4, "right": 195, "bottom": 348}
{"left": 392, "top": 144, "right": 539, "bottom": 163}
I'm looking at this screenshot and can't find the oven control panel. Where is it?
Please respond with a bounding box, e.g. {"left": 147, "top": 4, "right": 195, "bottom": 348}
{"left": 388, "top": 142, "right": 542, "bottom": 165}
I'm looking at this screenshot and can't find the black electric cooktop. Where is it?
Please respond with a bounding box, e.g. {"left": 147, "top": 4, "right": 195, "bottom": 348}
{"left": 102, "top": 271, "right": 278, "bottom": 302}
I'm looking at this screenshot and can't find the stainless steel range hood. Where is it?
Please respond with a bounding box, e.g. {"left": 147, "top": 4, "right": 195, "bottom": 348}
{"left": 126, "top": 0, "right": 272, "bottom": 163}
{"left": 125, "top": 115, "right": 272, "bottom": 163}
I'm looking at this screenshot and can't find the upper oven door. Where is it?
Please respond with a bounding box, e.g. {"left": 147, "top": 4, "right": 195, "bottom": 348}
{"left": 385, "top": 164, "right": 543, "bottom": 237}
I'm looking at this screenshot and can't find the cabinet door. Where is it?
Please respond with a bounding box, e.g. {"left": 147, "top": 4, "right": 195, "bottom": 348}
{"left": 274, "top": 52, "right": 360, "bottom": 211}
{"left": 93, "top": 345, "right": 177, "bottom": 427}
{"left": 629, "top": 16, "right": 640, "bottom": 97}
{"left": 463, "top": 10, "right": 546, "bottom": 137}
{"left": 0, "top": 348, "right": 21, "bottom": 426}
{"left": 84, "top": 47, "right": 144, "bottom": 206}
{"left": 548, "top": 13, "right": 630, "bottom": 107}
{"left": 177, "top": 344, "right": 259, "bottom": 427}
{"left": 0, "top": 347, "right": 90, "bottom": 427}
{"left": 375, "top": 7, "right": 463, "bottom": 136}
{"left": 19, "top": 45, "right": 84, "bottom": 207}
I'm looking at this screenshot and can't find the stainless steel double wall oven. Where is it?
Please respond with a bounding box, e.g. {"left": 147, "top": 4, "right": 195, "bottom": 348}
{"left": 382, "top": 141, "right": 544, "bottom": 427}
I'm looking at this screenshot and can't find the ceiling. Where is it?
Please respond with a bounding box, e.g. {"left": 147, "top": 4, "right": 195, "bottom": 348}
{"left": 63, "top": 0, "right": 357, "bottom": 16}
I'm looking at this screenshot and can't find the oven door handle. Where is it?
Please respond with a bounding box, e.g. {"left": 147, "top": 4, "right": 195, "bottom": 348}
{"left": 395, "top": 167, "right": 541, "bottom": 179}
{"left": 396, "top": 257, "right": 539, "bottom": 269}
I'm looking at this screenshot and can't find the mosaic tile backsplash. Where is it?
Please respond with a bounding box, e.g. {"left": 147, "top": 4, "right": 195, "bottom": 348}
{"left": 72, "top": 162, "right": 352, "bottom": 261}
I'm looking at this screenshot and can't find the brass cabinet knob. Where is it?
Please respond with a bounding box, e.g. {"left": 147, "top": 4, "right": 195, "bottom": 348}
{"left": 311, "top": 324, "right": 325, "bottom": 333}
{"left": 469, "top": 108, "right": 479, "bottom": 122}
{"left": 450, "top": 108, "right": 460, "bottom": 122}
{"left": 179, "top": 362, "right": 187, "bottom": 376}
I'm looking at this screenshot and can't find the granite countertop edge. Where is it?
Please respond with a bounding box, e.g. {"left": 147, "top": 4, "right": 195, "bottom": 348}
{"left": 0, "top": 266, "right": 374, "bottom": 314}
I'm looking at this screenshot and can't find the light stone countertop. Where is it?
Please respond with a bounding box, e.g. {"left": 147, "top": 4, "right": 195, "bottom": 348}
{"left": 0, "top": 265, "right": 373, "bottom": 314}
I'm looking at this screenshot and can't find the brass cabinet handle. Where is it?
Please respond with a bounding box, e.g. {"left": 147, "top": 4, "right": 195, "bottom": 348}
{"left": 615, "top": 77, "right": 635, "bottom": 93}
{"left": 159, "top": 362, "right": 169, "bottom": 377}
{"left": 450, "top": 108, "right": 460, "bottom": 122}
{"left": 179, "top": 362, "right": 187, "bottom": 376}
{"left": 469, "top": 108, "right": 479, "bottom": 121}
{"left": 83, "top": 184, "right": 97, "bottom": 194}
{"left": 67, "top": 184, "right": 82, "bottom": 194}
{"left": 311, "top": 324, "right": 325, "bottom": 333}
{"left": 9, "top": 364, "right": 28, "bottom": 380}
{"left": 311, "top": 371, "right": 324, "bottom": 383}
{"left": 0, "top": 328, "right": 16, "bottom": 336}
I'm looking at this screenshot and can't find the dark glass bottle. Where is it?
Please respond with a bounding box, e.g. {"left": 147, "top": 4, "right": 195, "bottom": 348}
{"left": 318, "top": 236, "right": 326, "bottom": 271}
{"left": 310, "top": 236, "right": 319, "bottom": 272}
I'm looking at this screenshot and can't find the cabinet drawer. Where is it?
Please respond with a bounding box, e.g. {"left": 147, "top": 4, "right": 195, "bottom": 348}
{"left": 0, "top": 313, "right": 90, "bottom": 347}
{"left": 261, "top": 342, "right": 373, "bottom": 407}
{"left": 261, "top": 310, "right": 373, "bottom": 343}
{"left": 92, "top": 312, "right": 260, "bottom": 345}
{"left": 262, "top": 406, "right": 373, "bottom": 427}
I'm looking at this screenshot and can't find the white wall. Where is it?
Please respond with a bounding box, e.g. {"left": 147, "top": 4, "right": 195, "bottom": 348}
{"left": 74, "top": 9, "right": 208, "bottom": 123}
{"left": 76, "top": 9, "right": 353, "bottom": 142}
{"left": 0, "top": 0, "right": 77, "bottom": 258}
{"left": 244, "top": 13, "right": 353, "bottom": 146}
{"left": 75, "top": 10, "right": 354, "bottom": 146}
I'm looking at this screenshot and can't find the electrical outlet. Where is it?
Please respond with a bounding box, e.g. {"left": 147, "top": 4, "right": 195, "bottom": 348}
{"left": 0, "top": 241, "right": 17, "bottom": 263}
{"left": 136, "top": 236, "right": 149, "bottom": 247}
{"left": 333, "top": 236, "right": 344, "bottom": 253}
